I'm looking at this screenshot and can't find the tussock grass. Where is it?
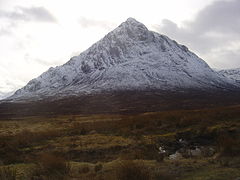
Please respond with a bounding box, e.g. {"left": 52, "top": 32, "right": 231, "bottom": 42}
{"left": 0, "top": 166, "right": 17, "bottom": 180}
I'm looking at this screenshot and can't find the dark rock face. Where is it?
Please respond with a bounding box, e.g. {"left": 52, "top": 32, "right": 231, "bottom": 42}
{"left": 81, "top": 61, "right": 92, "bottom": 74}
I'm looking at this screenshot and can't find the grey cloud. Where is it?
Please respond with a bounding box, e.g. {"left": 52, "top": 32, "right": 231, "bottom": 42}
{"left": 0, "top": 6, "right": 57, "bottom": 23}
{"left": 191, "top": 0, "right": 240, "bottom": 34}
{"left": 210, "top": 49, "right": 240, "bottom": 68}
{"left": 156, "top": 19, "right": 226, "bottom": 54}
{"left": 78, "top": 17, "right": 116, "bottom": 30}
{"left": 154, "top": 0, "right": 240, "bottom": 69}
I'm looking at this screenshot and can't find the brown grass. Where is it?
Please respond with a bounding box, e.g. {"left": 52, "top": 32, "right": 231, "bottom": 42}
{"left": 0, "top": 129, "right": 61, "bottom": 164}
{"left": 35, "top": 152, "right": 70, "bottom": 179}
{"left": 0, "top": 166, "right": 17, "bottom": 180}
{"left": 0, "top": 105, "right": 240, "bottom": 179}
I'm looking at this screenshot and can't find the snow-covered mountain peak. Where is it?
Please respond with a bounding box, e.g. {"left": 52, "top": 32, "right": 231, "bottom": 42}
{"left": 125, "top": 17, "right": 140, "bottom": 24}
{"left": 117, "top": 17, "right": 149, "bottom": 37}
{"left": 122, "top": 17, "right": 147, "bottom": 29}
{"left": 10, "top": 18, "right": 240, "bottom": 100}
{"left": 102, "top": 17, "right": 152, "bottom": 45}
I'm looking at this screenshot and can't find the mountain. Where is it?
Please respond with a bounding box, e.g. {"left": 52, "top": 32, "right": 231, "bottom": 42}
{"left": 218, "top": 68, "right": 240, "bottom": 82}
{"left": 8, "top": 18, "right": 239, "bottom": 101}
{"left": 0, "top": 91, "right": 14, "bottom": 100}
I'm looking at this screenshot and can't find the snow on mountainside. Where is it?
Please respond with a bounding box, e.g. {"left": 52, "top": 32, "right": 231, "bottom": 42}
{"left": 9, "top": 18, "right": 239, "bottom": 100}
{"left": 0, "top": 91, "right": 13, "bottom": 100}
{"left": 218, "top": 68, "right": 240, "bottom": 82}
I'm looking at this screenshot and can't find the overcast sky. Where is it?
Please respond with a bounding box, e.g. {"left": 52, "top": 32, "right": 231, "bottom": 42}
{"left": 0, "top": 0, "right": 239, "bottom": 98}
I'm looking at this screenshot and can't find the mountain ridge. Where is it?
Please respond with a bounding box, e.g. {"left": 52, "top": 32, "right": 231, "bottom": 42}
{"left": 218, "top": 68, "right": 240, "bottom": 82}
{"left": 8, "top": 18, "right": 240, "bottom": 101}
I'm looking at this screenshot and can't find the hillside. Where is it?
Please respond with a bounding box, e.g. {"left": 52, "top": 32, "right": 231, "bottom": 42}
{"left": 9, "top": 18, "right": 239, "bottom": 101}
{"left": 218, "top": 68, "right": 240, "bottom": 82}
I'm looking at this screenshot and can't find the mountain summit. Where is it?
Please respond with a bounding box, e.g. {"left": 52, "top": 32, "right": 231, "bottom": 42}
{"left": 10, "top": 18, "right": 239, "bottom": 100}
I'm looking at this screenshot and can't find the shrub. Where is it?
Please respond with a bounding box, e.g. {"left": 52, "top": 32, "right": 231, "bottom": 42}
{"left": 116, "top": 160, "right": 150, "bottom": 180}
{"left": 217, "top": 134, "right": 240, "bottom": 157}
{"left": 0, "top": 129, "right": 61, "bottom": 164}
{"left": 69, "top": 122, "right": 88, "bottom": 135}
{"left": 0, "top": 166, "right": 17, "bottom": 180}
{"left": 0, "top": 137, "right": 22, "bottom": 164}
{"left": 80, "top": 128, "right": 87, "bottom": 135}
{"left": 37, "top": 153, "right": 70, "bottom": 178}
{"left": 79, "top": 165, "right": 90, "bottom": 174}
{"left": 94, "top": 163, "right": 103, "bottom": 172}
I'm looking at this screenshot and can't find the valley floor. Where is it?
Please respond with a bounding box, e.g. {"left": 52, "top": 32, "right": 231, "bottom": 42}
{"left": 0, "top": 105, "right": 240, "bottom": 179}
